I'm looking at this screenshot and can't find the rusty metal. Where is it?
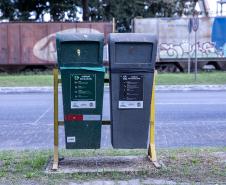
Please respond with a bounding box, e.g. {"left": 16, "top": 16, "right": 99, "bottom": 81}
{"left": 0, "top": 22, "right": 112, "bottom": 68}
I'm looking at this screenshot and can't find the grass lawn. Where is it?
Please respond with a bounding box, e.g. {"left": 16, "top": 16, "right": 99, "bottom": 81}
{"left": 0, "top": 70, "right": 53, "bottom": 87}
{"left": 156, "top": 71, "right": 226, "bottom": 85}
{"left": 0, "top": 148, "right": 225, "bottom": 184}
{"left": 0, "top": 71, "right": 226, "bottom": 87}
{"left": 0, "top": 75, "right": 53, "bottom": 87}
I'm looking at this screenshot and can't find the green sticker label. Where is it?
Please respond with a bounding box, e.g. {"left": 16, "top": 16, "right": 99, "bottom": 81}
{"left": 70, "top": 74, "right": 96, "bottom": 109}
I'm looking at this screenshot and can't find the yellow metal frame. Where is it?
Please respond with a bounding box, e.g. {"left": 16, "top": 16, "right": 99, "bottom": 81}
{"left": 52, "top": 68, "right": 59, "bottom": 170}
{"left": 52, "top": 68, "right": 159, "bottom": 170}
{"left": 148, "top": 71, "right": 161, "bottom": 168}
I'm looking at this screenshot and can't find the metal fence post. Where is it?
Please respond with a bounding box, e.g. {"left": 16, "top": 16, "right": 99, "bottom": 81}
{"left": 52, "top": 68, "right": 59, "bottom": 170}
{"left": 148, "top": 70, "right": 161, "bottom": 168}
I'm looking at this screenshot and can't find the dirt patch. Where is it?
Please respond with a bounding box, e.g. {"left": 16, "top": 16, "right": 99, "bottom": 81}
{"left": 46, "top": 156, "right": 154, "bottom": 173}
{"left": 45, "top": 151, "right": 226, "bottom": 183}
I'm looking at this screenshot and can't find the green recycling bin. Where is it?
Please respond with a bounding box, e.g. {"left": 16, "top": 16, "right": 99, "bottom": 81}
{"left": 56, "top": 33, "right": 105, "bottom": 149}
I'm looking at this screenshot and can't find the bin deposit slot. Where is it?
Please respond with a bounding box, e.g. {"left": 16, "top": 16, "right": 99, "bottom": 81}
{"left": 115, "top": 43, "right": 153, "bottom": 64}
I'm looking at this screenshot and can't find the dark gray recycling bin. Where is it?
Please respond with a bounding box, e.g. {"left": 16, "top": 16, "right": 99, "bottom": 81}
{"left": 109, "top": 33, "right": 157, "bottom": 149}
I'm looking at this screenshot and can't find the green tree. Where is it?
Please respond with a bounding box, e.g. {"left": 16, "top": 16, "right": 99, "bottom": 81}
{"left": 82, "top": 0, "right": 89, "bottom": 21}
{"left": 0, "top": 0, "right": 198, "bottom": 27}
{"left": 0, "top": 0, "right": 14, "bottom": 20}
{"left": 88, "top": 0, "right": 198, "bottom": 31}
{"left": 14, "top": 0, "right": 38, "bottom": 20}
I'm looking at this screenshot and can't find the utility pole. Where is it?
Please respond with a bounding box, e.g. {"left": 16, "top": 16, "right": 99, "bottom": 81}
{"left": 192, "top": 11, "right": 199, "bottom": 80}
{"left": 188, "top": 18, "right": 192, "bottom": 74}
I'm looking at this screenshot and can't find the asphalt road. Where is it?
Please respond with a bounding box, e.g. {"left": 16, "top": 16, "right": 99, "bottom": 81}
{"left": 0, "top": 89, "right": 226, "bottom": 150}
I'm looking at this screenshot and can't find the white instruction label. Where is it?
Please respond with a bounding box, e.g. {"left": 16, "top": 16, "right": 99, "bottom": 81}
{"left": 71, "top": 101, "right": 96, "bottom": 109}
{"left": 119, "top": 101, "right": 143, "bottom": 109}
{"left": 67, "top": 136, "right": 76, "bottom": 143}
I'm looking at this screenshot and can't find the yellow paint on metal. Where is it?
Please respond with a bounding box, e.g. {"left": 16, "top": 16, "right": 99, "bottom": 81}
{"left": 52, "top": 68, "right": 59, "bottom": 170}
{"left": 149, "top": 70, "right": 161, "bottom": 168}
{"left": 58, "top": 120, "right": 111, "bottom": 126}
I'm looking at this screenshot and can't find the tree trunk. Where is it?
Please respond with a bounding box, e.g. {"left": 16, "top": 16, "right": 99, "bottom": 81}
{"left": 82, "top": 0, "right": 89, "bottom": 21}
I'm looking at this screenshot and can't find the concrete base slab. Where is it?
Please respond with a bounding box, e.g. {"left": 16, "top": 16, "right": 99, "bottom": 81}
{"left": 67, "top": 179, "right": 190, "bottom": 185}
{"left": 45, "top": 156, "right": 154, "bottom": 173}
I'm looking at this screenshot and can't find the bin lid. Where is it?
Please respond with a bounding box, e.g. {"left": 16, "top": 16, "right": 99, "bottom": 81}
{"left": 109, "top": 33, "right": 157, "bottom": 43}
{"left": 56, "top": 33, "right": 104, "bottom": 42}
{"left": 56, "top": 33, "right": 104, "bottom": 68}
{"left": 109, "top": 33, "right": 158, "bottom": 71}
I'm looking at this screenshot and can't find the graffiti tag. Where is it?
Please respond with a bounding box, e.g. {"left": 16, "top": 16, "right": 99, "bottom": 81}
{"left": 160, "top": 42, "right": 225, "bottom": 59}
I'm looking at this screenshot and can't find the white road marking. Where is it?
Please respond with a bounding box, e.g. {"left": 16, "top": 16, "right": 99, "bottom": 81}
{"left": 33, "top": 105, "right": 53, "bottom": 125}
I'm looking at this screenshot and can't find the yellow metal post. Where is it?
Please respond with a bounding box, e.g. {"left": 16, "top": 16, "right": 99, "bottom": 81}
{"left": 148, "top": 70, "right": 161, "bottom": 168}
{"left": 52, "top": 68, "right": 59, "bottom": 170}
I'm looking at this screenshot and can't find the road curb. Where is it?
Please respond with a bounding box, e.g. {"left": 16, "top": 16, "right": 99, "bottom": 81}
{"left": 0, "top": 87, "right": 54, "bottom": 94}
{"left": 156, "top": 85, "right": 226, "bottom": 92}
{"left": 0, "top": 85, "right": 226, "bottom": 93}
